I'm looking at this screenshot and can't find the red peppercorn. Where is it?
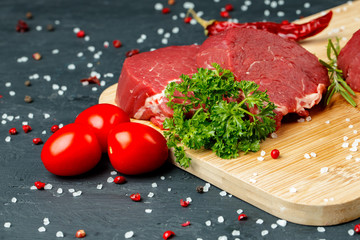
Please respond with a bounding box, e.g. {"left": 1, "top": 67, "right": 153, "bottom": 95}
{"left": 22, "top": 125, "right": 32, "bottom": 133}
{"left": 355, "top": 224, "right": 360, "bottom": 233}
{"left": 184, "top": 16, "right": 192, "bottom": 24}
{"left": 51, "top": 125, "right": 59, "bottom": 133}
{"left": 16, "top": 20, "right": 29, "bottom": 32}
{"left": 34, "top": 181, "right": 46, "bottom": 190}
{"left": 225, "top": 4, "right": 234, "bottom": 11}
{"left": 33, "top": 138, "right": 43, "bottom": 145}
{"left": 163, "top": 230, "right": 175, "bottom": 240}
{"left": 75, "top": 229, "right": 86, "bottom": 238}
{"left": 125, "top": 49, "right": 140, "bottom": 58}
{"left": 130, "top": 193, "right": 141, "bottom": 202}
{"left": 220, "top": 10, "right": 230, "bottom": 18}
{"left": 9, "top": 128, "right": 17, "bottom": 135}
{"left": 162, "top": 7, "right": 171, "bottom": 14}
{"left": 238, "top": 213, "right": 248, "bottom": 221}
{"left": 271, "top": 149, "right": 280, "bottom": 159}
{"left": 76, "top": 30, "right": 85, "bottom": 38}
{"left": 113, "top": 176, "right": 126, "bottom": 184}
{"left": 181, "top": 221, "right": 190, "bottom": 227}
{"left": 180, "top": 199, "right": 190, "bottom": 207}
{"left": 32, "top": 53, "right": 42, "bottom": 61}
{"left": 113, "top": 40, "right": 122, "bottom": 48}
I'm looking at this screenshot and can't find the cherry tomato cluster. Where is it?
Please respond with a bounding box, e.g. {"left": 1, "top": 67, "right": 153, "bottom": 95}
{"left": 41, "top": 104, "right": 169, "bottom": 176}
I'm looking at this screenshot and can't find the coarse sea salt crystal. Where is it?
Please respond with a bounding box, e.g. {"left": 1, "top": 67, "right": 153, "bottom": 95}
{"left": 154, "top": 3, "right": 163, "bottom": 10}
{"left": 5, "top": 82, "right": 11, "bottom": 87}
{"left": 304, "top": 2, "right": 311, "bottom": 8}
{"left": 186, "top": 197, "right": 192, "bottom": 202}
{"left": 44, "top": 113, "right": 50, "bottom": 119}
{"left": 152, "top": 182, "right": 158, "bottom": 188}
{"left": 342, "top": 142, "right": 349, "bottom": 148}
{"left": 271, "top": 223, "right": 278, "bottom": 229}
{"left": 249, "top": 178, "right": 257, "bottom": 183}
{"left": 218, "top": 236, "right": 227, "bottom": 240}
{"left": 261, "top": 230, "right": 269, "bottom": 236}
{"left": 276, "top": 219, "right": 287, "bottom": 227}
{"left": 343, "top": 136, "right": 349, "bottom": 141}
{"left": 289, "top": 187, "right": 297, "bottom": 193}
{"left": 125, "top": 231, "right": 134, "bottom": 238}
{"left": 256, "top": 219, "right": 264, "bottom": 224}
{"left": 348, "top": 229, "right": 355, "bottom": 236}
{"left": 325, "top": 120, "right": 330, "bottom": 124}
{"left": 4, "top": 222, "right": 11, "bottom": 228}
{"left": 320, "top": 167, "right": 328, "bottom": 173}
{"left": 172, "top": 27, "right": 180, "bottom": 34}
{"left": 160, "top": 176, "right": 165, "bottom": 180}
{"left": 350, "top": 147, "right": 357, "bottom": 152}
{"left": 304, "top": 153, "right": 311, "bottom": 159}
{"left": 110, "top": 170, "right": 117, "bottom": 175}
{"left": 11, "top": 197, "right": 17, "bottom": 203}
{"left": 168, "top": 188, "right": 171, "bottom": 192}
{"left": 297, "top": 118, "right": 305, "bottom": 123}
{"left": 1, "top": 120, "right": 6, "bottom": 124}
{"left": 257, "top": 156, "right": 264, "bottom": 161}
{"left": 205, "top": 220, "right": 211, "bottom": 226}
{"left": 219, "top": 191, "right": 227, "bottom": 196}
{"left": 277, "top": 11, "right": 285, "bottom": 17}
{"left": 67, "top": 64, "right": 76, "bottom": 70}
{"left": 96, "top": 184, "right": 103, "bottom": 190}
{"left": 310, "top": 152, "right": 317, "bottom": 157}
{"left": 355, "top": 158, "right": 360, "bottom": 162}
{"left": 317, "top": 227, "right": 325, "bottom": 232}
{"left": 84, "top": 36, "right": 90, "bottom": 41}
{"left": 5, "top": 136, "right": 11, "bottom": 142}
{"left": 30, "top": 186, "right": 37, "bottom": 190}
{"left": 232, "top": 230, "right": 240, "bottom": 236}
{"left": 56, "top": 231, "right": 64, "bottom": 237}
{"left": 107, "top": 177, "right": 114, "bottom": 183}
{"left": 57, "top": 188, "right": 63, "bottom": 194}
{"left": 218, "top": 216, "right": 224, "bottom": 223}
{"left": 88, "top": 46, "right": 95, "bottom": 52}
{"left": 9, "top": 91, "right": 15, "bottom": 96}
{"left": 148, "top": 192, "right": 154, "bottom": 198}
{"left": 346, "top": 155, "right": 353, "bottom": 160}
{"left": 38, "top": 226, "right": 46, "bottom": 232}
{"left": 92, "top": 87, "right": 98, "bottom": 91}
{"left": 349, "top": 125, "right": 354, "bottom": 128}
{"left": 44, "top": 184, "right": 52, "bottom": 190}
{"left": 145, "top": 209, "right": 152, "bottom": 213}
{"left": 73, "top": 191, "right": 82, "bottom": 197}
{"left": 43, "top": 218, "right": 50, "bottom": 225}
{"left": 260, "top": 150, "right": 266, "bottom": 156}
{"left": 68, "top": 188, "right": 75, "bottom": 193}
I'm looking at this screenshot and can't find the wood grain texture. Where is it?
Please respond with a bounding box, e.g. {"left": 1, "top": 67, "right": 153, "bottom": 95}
{"left": 99, "top": 1, "right": 360, "bottom": 226}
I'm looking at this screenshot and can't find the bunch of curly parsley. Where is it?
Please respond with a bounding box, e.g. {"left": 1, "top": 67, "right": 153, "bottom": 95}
{"left": 163, "top": 63, "right": 276, "bottom": 168}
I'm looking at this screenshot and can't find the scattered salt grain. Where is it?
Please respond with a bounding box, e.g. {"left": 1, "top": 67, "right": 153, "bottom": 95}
{"left": 270, "top": 1, "right": 277, "bottom": 8}
{"left": 67, "top": 64, "right": 76, "bottom": 70}
{"left": 84, "top": 36, "right": 90, "bottom": 41}
{"left": 350, "top": 147, "right": 357, "bottom": 152}
{"left": 317, "top": 227, "right": 325, "bottom": 232}
{"left": 343, "top": 136, "right": 349, "bottom": 141}
{"left": 297, "top": 118, "right": 305, "bottom": 123}
{"left": 87, "top": 63, "right": 93, "bottom": 68}
{"left": 310, "top": 152, "right": 317, "bottom": 157}
{"left": 9, "top": 91, "right": 16, "bottom": 96}
{"left": 260, "top": 150, "right": 266, "bottom": 156}
{"left": 160, "top": 176, "right": 165, "bottom": 180}
{"left": 44, "top": 75, "right": 51, "bottom": 81}
{"left": 346, "top": 155, "right": 353, "bottom": 160}
{"left": 264, "top": 9, "right": 270, "bottom": 16}
{"left": 152, "top": 182, "right": 158, "bottom": 188}
{"left": 73, "top": 27, "right": 80, "bottom": 33}
{"left": 96, "top": 184, "right": 103, "bottom": 190}
{"left": 172, "top": 27, "right": 180, "bottom": 34}
{"left": 5, "top": 136, "right": 11, "bottom": 143}
{"left": 183, "top": 2, "right": 195, "bottom": 9}
{"left": 30, "top": 186, "right": 37, "bottom": 190}
{"left": 232, "top": 230, "right": 240, "bottom": 236}
{"left": 125, "top": 231, "right": 134, "bottom": 238}
{"left": 88, "top": 46, "right": 95, "bottom": 52}
{"left": 249, "top": 178, "right": 257, "bottom": 183}
{"left": 148, "top": 192, "right": 154, "bottom": 198}
{"left": 154, "top": 3, "right": 163, "bottom": 10}
{"left": 348, "top": 229, "right": 355, "bottom": 236}
{"left": 218, "top": 216, "right": 224, "bottom": 223}
{"left": 346, "top": 118, "right": 350, "bottom": 122}
{"left": 205, "top": 220, "right": 212, "bottom": 226}
{"left": 145, "top": 209, "right": 152, "bottom": 213}
{"left": 43, "top": 218, "right": 50, "bottom": 225}
{"left": 52, "top": 49, "right": 59, "bottom": 54}
{"left": 161, "top": 38, "right": 168, "bottom": 45}
{"left": 218, "top": 236, "right": 227, "bottom": 240}
{"left": 58, "top": 90, "right": 64, "bottom": 95}
{"left": 261, "top": 230, "right": 269, "bottom": 236}
{"left": 219, "top": 191, "right": 227, "bottom": 196}
{"left": 168, "top": 188, "right": 172, "bottom": 192}
{"left": 11, "top": 197, "right": 17, "bottom": 203}
{"left": 256, "top": 219, "right": 264, "bottom": 224}
{"left": 73, "top": 191, "right": 82, "bottom": 197}
{"left": 4, "top": 222, "right": 11, "bottom": 228}
{"left": 276, "top": 219, "right": 287, "bottom": 227}
{"left": 5, "top": 82, "right": 11, "bottom": 87}
{"left": 57, "top": 188, "right": 63, "bottom": 194}
{"left": 277, "top": 11, "right": 285, "bottom": 17}
{"left": 349, "top": 125, "right": 354, "bottom": 128}
{"left": 271, "top": 223, "right": 278, "bottom": 229}
{"left": 271, "top": 132, "right": 278, "bottom": 138}
{"left": 304, "top": 2, "right": 311, "bottom": 8}
{"left": 203, "top": 183, "right": 211, "bottom": 192}
{"left": 110, "top": 170, "right": 117, "bottom": 175}
{"left": 43, "top": 113, "right": 50, "bottom": 119}
{"left": 17, "top": 56, "right": 29, "bottom": 63}
{"left": 1, "top": 120, "right": 6, "bottom": 125}
{"left": 22, "top": 121, "right": 28, "bottom": 125}
{"left": 320, "top": 167, "right": 328, "bottom": 174}
{"left": 289, "top": 187, "right": 297, "bottom": 193}
{"left": 68, "top": 188, "right": 75, "bottom": 193}
{"left": 38, "top": 226, "right": 46, "bottom": 232}
{"left": 257, "top": 156, "right": 264, "bottom": 161}
{"left": 190, "top": 19, "right": 197, "bottom": 25}
{"left": 355, "top": 158, "right": 360, "bottom": 162}
{"left": 354, "top": 130, "right": 358, "bottom": 134}
{"left": 186, "top": 197, "right": 192, "bottom": 203}
{"left": 92, "top": 87, "right": 98, "bottom": 91}
{"left": 56, "top": 231, "right": 64, "bottom": 237}
{"left": 44, "top": 184, "right": 53, "bottom": 190}
{"left": 107, "top": 177, "right": 114, "bottom": 183}
{"left": 325, "top": 120, "right": 330, "bottom": 124}
{"left": 304, "top": 153, "right": 311, "bottom": 159}
{"left": 342, "top": 142, "right": 349, "bottom": 148}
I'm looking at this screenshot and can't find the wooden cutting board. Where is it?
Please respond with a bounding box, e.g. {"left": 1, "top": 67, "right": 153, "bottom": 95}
{"left": 99, "top": 1, "right": 360, "bottom": 226}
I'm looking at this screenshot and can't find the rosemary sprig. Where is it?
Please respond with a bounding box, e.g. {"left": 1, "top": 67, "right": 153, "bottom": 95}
{"left": 319, "top": 38, "right": 357, "bottom": 107}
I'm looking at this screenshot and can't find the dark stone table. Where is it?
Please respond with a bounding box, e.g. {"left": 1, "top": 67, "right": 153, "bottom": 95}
{"left": 1, "top": 0, "right": 358, "bottom": 239}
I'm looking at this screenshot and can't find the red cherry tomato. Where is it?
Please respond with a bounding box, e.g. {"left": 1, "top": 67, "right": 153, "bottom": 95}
{"left": 108, "top": 122, "right": 168, "bottom": 175}
{"left": 41, "top": 123, "right": 102, "bottom": 176}
{"left": 75, "top": 104, "right": 130, "bottom": 152}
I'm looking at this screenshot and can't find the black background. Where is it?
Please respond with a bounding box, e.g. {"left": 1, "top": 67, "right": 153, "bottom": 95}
{"left": 1, "top": 0, "right": 358, "bottom": 239}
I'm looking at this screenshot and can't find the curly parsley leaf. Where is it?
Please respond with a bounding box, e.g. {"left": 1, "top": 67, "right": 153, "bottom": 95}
{"left": 163, "top": 63, "right": 277, "bottom": 168}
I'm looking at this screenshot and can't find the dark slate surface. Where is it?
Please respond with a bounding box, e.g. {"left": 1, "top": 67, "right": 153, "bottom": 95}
{"left": 0, "top": 0, "right": 359, "bottom": 239}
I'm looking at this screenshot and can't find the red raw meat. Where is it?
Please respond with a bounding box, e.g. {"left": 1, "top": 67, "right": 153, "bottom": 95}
{"left": 115, "top": 45, "right": 200, "bottom": 128}
{"left": 196, "top": 28, "right": 330, "bottom": 128}
{"left": 338, "top": 29, "right": 360, "bottom": 92}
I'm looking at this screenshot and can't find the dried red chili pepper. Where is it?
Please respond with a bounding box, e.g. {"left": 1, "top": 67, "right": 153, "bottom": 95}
{"left": 238, "top": 213, "right": 248, "bottom": 221}
{"left": 163, "top": 230, "right": 175, "bottom": 239}
{"left": 80, "top": 76, "right": 100, "bottom": 85}
{"left": 9, "top": 128, "right": 17, "bottom": 135}
{"left": 113, "top": 40, "right": 122, "bottom": 48}
{"left": 113, "top": 176, "right": 126, "bottom": 184}
{"left": 125, "top": 49, "right": 140, "bottom": 58}
{"left": 181, "top": 221, "right": 191, "bottom": 227}
{"left": 180, "top": 199, "right": 190, "bottom": 207}
{"left": 51, "top": 125, "right": 59, "bottom": 133}
{"left": 188, "top": 9, "right": 333, "bottom": 41}
{"left": 130, "top": 193, "right": 141, "bottom": 202}
{"left": 220, "top": 10, "right": 230, "bottom": 19}
{"left": 16, "top": 20, "right": 29, "bottom": 32}
{"left": 33, "top": 138, "right": 43, "bottom": 145}
{"left": 34, "top": 181, "right": 46, "bottom": 190}
{"left": 77, "top": 30, "right": 85, "bottom": 38}
{"left": 184, "top": 16, "right": 192, "bottom": 24}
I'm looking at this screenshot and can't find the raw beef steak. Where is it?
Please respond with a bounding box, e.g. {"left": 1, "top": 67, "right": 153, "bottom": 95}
{"left": 338, "top": 29, "right": 360, "bottom": 92}
{"left": 196, "top": 28, "right": 330, "bottom": 128}
{"left": 115, "top": 45, "right": 200, "bottom": 128}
